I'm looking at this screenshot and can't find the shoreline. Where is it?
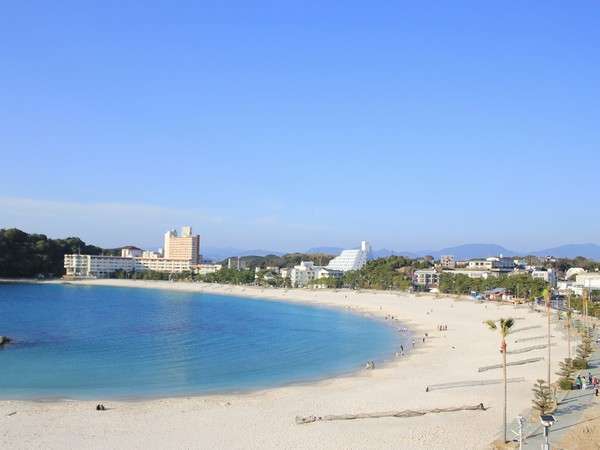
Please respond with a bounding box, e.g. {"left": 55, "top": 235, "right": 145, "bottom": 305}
{"left": 1, "top": 279, "right": 571, "bottom": 449}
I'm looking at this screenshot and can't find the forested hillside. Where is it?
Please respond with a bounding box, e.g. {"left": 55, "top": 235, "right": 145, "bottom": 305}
{"left": 0, "top": 228, "right": 102, "bottom": 278}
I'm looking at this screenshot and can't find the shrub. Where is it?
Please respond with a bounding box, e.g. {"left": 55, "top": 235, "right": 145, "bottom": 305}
{"left": 532, "top": 379, "right": 555, "bottom": 415}
{"left": 573, "top": 357, "right": 589, "bottom": 370}
{"left": 558, "top": 377, "right": 573, "bottom": 390}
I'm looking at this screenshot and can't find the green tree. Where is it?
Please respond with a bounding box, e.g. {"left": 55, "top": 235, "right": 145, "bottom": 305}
{"left": 532, "top": 379, "right": 554, "bottom": 415}
{"left": 485, "top": 318, "right": 515, "bottom": 444}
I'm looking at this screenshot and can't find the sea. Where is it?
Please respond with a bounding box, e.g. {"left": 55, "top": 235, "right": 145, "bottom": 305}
{"left": 0, "top": 283, "right": 405, "bottom": 399}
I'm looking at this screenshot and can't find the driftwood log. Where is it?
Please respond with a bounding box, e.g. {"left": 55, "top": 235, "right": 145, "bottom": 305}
{"left": 295, "top": 403, "right": 486, "bottom": 424}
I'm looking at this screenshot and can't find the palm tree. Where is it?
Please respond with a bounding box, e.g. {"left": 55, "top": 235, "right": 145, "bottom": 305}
{"left": 485, "top": 317, "right": 515, "bottom": 444}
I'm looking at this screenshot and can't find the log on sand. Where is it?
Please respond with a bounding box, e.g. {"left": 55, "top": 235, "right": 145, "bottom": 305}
{"left": 295, "top": 403, "right": 486, "bottom": 424}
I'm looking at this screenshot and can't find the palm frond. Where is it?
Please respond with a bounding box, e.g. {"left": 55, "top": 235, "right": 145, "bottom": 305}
{"left": 484, "top": 319, "right": 497, "bottom": 330}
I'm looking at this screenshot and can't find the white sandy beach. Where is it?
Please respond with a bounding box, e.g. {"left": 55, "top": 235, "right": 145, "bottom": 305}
{"left": 0, "top": 280, "right": 571, "bottom": 449}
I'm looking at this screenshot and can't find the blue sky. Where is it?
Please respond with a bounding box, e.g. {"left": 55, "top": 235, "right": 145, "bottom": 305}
{"left": 1, "top": 2, "right": 599, "bottom": 252}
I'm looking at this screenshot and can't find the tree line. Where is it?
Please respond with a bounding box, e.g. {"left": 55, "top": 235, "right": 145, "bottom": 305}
{"left": 0, "top": 228, "right": 103, "bottom": 278}
{"left": 438, "top": 273, "right": 548, "bottom": 299}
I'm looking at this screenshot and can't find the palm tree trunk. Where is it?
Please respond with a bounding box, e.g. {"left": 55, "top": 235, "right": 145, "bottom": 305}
{"left": 568, "top": 324, "right": 571, "bottom": 360}
{"left": 502, "top": 340, "right": 507, "bottom": 443}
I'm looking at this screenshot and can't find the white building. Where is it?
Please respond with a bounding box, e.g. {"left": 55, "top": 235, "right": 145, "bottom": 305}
{"left": 64, "top": 226, "right": 201, "bottom": 278}
{"left": 467, "top": 256, "right": 514, "bottom": 273}
{"left": 326, "top": 241, "right": 371, "bottom": 272}
{"left": 195, "top": 264, "right": 222, "bottom": 275}
{"left": 413, "top": 269, "right": 440, "bottom": 287}
{"left": 64, "top": 254, "right": 192, "bottom": 278}
{"left": 288, "top": 261, "right": 342, "bottom": 288}
{"left": 121, "top": 246, "right": 143, "bottom": 258}
{"left": 575, "top": 273, "right": 600, "bottom": 291}
{"left": 531, "top": 268, "right": 557, "bottom": 287}
{"left": 444, "top": 269, "right": 494, "bottom": 279}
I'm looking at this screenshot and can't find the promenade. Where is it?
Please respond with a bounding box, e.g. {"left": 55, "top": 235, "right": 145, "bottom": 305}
{"left": 519, "top": 347, "right": 600, "bottom": 449}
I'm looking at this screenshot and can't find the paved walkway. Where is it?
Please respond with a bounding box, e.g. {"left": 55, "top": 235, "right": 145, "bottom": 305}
{"left": 520, "top": 353, "right": 600, "bottom": 449}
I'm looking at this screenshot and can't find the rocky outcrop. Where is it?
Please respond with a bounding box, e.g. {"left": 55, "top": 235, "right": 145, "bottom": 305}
{"left": 0, "top": 336, "right": 12, "bottom": 346}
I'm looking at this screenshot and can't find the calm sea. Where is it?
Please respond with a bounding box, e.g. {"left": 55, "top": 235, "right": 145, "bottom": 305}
{"left": 0, "top": 283, "right": 404, "bottom": 399}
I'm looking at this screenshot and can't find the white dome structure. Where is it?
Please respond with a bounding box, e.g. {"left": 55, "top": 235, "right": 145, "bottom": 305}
{"left": 566, "top": 267, "right": 586, "bottom": 280}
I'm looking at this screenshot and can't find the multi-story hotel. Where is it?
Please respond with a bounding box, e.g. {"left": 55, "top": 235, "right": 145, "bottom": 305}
{"left": 64, "top": 226, "right": 201, "bottom": 278}
{"left": 64, "top": 254, "right": 193, "bottom": 278}
{"left": 164, "top": 226, "right": 200, "bottom": 263}
{"left": 326, "top": 241, "right": 371, "bottom": 272}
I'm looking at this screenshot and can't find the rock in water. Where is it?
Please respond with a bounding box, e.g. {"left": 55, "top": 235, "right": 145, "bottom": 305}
{"left": 0, "top": 336, "right": 12, "bottom": 346}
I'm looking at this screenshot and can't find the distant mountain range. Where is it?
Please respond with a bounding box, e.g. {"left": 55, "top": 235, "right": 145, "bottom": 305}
{"left": 529, "top": 244, "right": 600, "bottom": 260}
{"left": 204, "top": 243, "right": 600, "bottom": 262}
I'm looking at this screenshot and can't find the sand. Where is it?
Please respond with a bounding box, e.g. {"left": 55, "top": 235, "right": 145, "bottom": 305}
{"left": 0, "top": 279, "right": 572, "bottom": 449}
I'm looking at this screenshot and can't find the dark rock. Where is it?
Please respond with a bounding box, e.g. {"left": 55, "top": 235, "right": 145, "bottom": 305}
{"left": 0, "top": 336, "right": 12, "bottom": 346}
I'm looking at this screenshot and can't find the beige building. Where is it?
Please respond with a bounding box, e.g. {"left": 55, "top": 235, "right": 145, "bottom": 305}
{"left": 64, "top": 254, "right": 192, "bottom": 278}
{"left": 440, "top": 255, "right": 456, "bottom": 269}
{"left": 164, "top": 226, "right": 200, "bottom": 263}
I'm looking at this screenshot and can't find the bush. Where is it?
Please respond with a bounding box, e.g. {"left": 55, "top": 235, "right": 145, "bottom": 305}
{"left": 532, "top": 379, "right": 555, "bottom": 415}
{"left": 573, "top": 357, "right": 589, "bottom": 370}
{"left": 558, "top": 377, "right": 573, "bottom": 390}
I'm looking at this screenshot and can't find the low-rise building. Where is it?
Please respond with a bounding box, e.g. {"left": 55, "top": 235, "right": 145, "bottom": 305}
{"left": 413, "top": 269, "right": 440, "bottom": 287}
{"left": 444, "top": 269, "right": 495, "bottom": 279}
{"left": 440, "top": 255, "right": 456, "bottom": 269}
{"left": 142, "top": 250, "right": 161, "bottom": 259}
{"left": 288, "top": 261, "right": 343, "bottom": 288}
{"left": 64, "top": 254, "right": 192, "bottom": 278}
{"left": 121, "top": 246, "right": 143, "bottom": 258}
{"left": 195, "top": 264, "right": 222, "bottom": 275}
{"left": 531, "top": 268, "right": 557, "bottom": 287}
{"left": 467, "top": 256, "right": 514, "bottom": 273}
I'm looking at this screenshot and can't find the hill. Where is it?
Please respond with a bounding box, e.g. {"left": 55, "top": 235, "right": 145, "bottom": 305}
{"left": 530, "top": 244, "right": 600, "bottom": 260}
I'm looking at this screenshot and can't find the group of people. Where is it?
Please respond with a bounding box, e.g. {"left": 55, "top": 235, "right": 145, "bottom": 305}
{"left": 575, "top": 373, "right": 600, "bottom": 395}
{"left": 437, "top": 324, "right": 448, "bottom": 331}
{"left": 364, "top": 361, "right": 376, "bottom": 370}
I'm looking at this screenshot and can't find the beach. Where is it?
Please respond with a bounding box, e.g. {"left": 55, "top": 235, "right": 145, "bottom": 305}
{"left": 0, "top": 280, "right": 570, "bottom": 449}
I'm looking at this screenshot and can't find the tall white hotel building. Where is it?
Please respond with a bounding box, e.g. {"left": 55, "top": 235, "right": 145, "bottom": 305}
{"left": 64, "top": 226, "right": 201, "bottom": 278}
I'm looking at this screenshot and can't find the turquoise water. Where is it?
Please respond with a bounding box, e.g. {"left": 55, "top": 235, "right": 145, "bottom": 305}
{"left": 0, "top": 283, "right": 404, "bottom": 399}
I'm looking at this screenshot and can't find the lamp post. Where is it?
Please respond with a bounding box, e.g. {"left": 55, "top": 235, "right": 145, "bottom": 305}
{"left": 540, "top": 414, "right": 556, "bottom": 450}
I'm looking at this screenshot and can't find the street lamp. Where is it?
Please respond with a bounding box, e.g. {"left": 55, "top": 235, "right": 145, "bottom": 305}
{"left": 540, "top": 414, "right": 556, "bottom": 450}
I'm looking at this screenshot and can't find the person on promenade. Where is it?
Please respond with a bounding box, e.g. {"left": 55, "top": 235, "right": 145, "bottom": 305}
{"left": 576, "top": 376, "right": 582, "bottom": 390}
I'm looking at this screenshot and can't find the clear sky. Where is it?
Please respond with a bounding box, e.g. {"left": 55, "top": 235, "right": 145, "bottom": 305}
{"left": 1, "top": 2, "right": 599, "bottom": 252}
